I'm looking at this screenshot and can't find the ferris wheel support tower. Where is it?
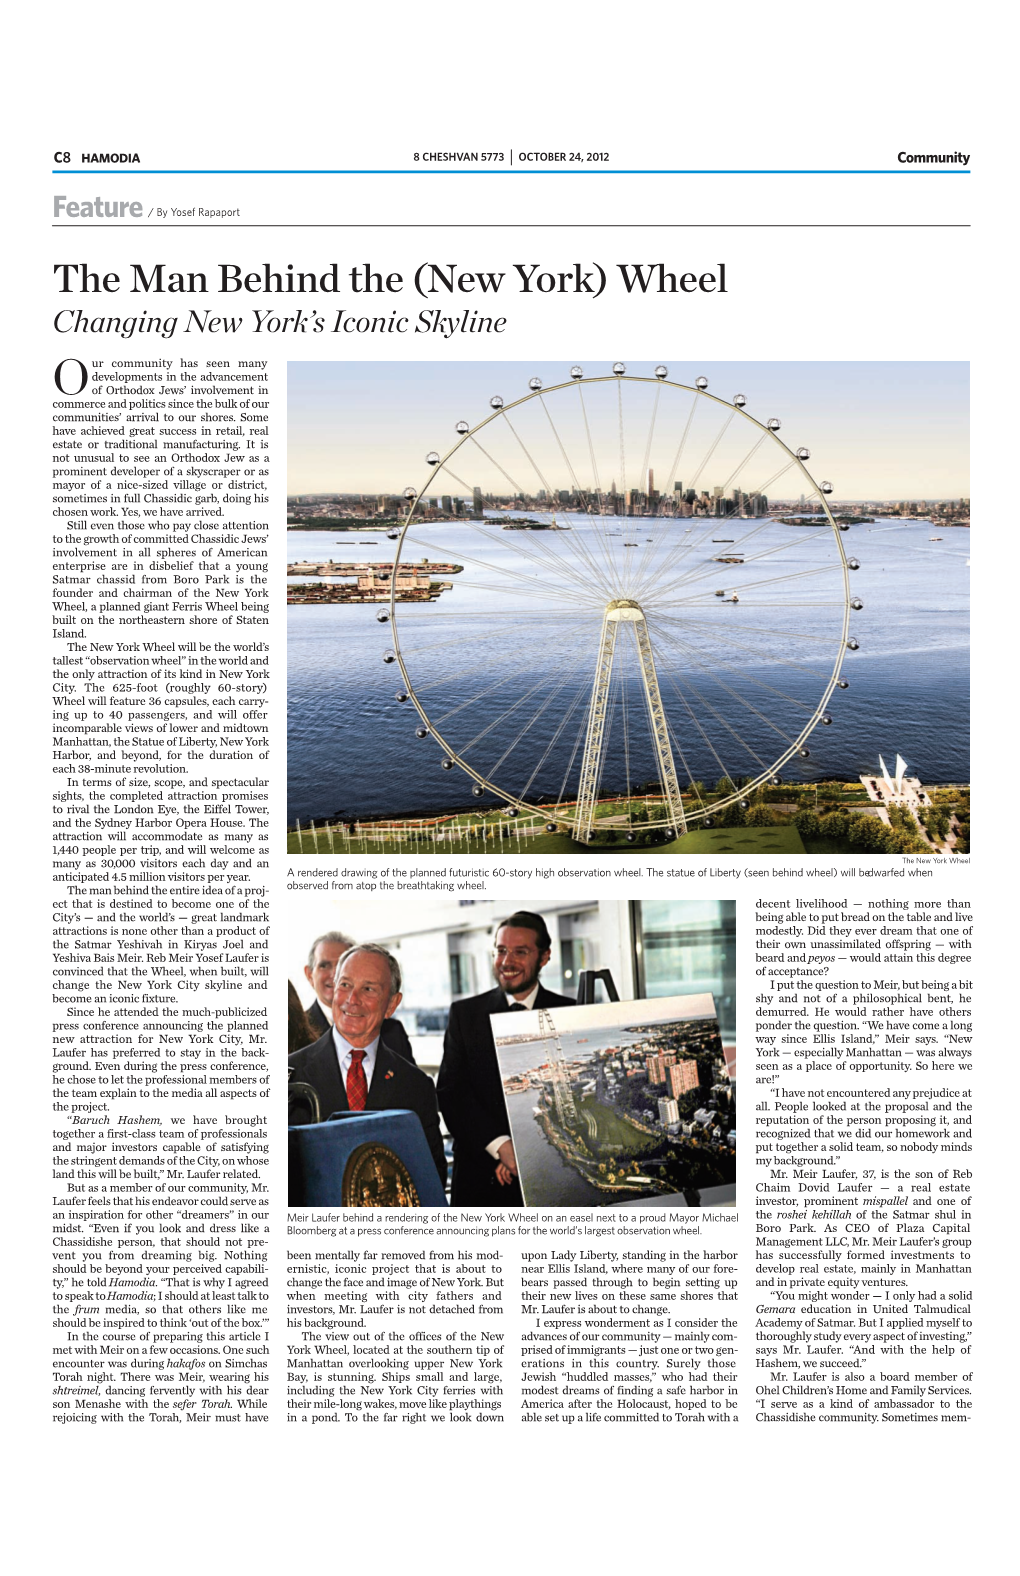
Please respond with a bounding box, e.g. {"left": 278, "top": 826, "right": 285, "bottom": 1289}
{"left": 575, "top": 599, "right": 687, "bottom": 844}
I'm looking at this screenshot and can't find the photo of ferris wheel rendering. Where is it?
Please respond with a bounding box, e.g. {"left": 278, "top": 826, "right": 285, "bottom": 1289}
{"left": 287, "top": 362, "right": 970, "bottom": 856}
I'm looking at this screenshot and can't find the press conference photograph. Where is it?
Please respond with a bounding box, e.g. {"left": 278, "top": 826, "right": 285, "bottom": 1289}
{"left": 287, "top": 899, "right": 736, "bottom": 1209}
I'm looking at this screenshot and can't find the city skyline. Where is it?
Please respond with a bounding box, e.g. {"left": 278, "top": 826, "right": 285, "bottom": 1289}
{"left": 288, "top": 360, "right": 970, "bottom": 498}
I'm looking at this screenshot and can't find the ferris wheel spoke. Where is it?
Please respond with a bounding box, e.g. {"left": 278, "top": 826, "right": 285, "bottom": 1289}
{"left": 576, "top": 386, "right": 624, "bottom": 593}
{"left": 466, "top": 432, "right": 526, "bottom": 497}
{"left": 655, "top": 559, "right": 844, "bottom": 606}
{"left": 537, "top": 392, "right": 620, "bottom": 580}
{"left": 644, "top": 457, "right": 799, "bottom": 590}
{"left": 651, "top": 623, "right": 818, "bottom": 728}
{"left": 655, "top": 664, "right": 741, "bottom": 786}
{"left": 493, "top": 410, "right": 621, "bottom": 597}
{"left": 648, "top": 614, "right": 839, "bottom": 678}
{"left": 477, "top": 658, "right": 594, "bottom": 788}
{"left": 434, "top": 653, "right": 586, "bottom": 742}
{"left": 403, "top": 530, "right": 600, "bottom": 604}
{"left": 648, "top": 624, "right": 818, "bottom": 713}
{"left": 460, "top": 514, "right": 610, "bottom": 600}
{"left": 639, "top": 385, "right": 662, "bottom": 508}
{"left": 685, "top": 413, "right": 736, "bottom": 499}
{"left": 653, "top": 652, "right": 773, "bottom": 772}
{"left": 666, "top": 615, "right": 843, "bottom": 647}
{"left": 398, "top": 616, "right": 591, "bottom": 664}
{"left": 661, "top": 389, "right": 700, "bottom": 495}
{"left": 517, "top": 679, "right": 593, "bottom": 801}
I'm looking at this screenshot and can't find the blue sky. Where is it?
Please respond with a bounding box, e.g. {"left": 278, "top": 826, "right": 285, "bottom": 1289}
{"left": 288, "top": 361, "right": 969, "bottom": 499}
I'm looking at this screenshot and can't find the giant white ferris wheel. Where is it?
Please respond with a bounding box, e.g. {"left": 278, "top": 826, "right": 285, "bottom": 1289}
{"left": 379, "top": 366, "right": 861, "bottom": 842}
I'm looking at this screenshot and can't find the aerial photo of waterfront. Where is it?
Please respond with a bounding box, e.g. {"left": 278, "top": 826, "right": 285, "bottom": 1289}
{"left": 287, "top": 362, "right": 969, "bottom": 856}
{"left": 490, "top": 993, "right": 735, "bottom": 1208}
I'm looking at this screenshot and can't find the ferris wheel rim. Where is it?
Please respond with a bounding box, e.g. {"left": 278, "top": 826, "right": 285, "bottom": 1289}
{"left": 387, "top": 369, "right": 852, "bottom": 834}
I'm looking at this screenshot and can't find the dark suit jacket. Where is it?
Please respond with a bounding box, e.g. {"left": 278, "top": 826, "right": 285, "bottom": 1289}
{"left": 438, "top": 983, "right": 574, "bottom": 1207}
{"left": 288, "top": 1029, "right": 445, "bottom": 1185}
{"left": 306, "top": 998, "right": 416, "bottom": 1063}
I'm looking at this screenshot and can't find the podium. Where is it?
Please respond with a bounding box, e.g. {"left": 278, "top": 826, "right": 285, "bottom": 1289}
{"left": 288, "top": 1110, "right": 448, "bottom": 1207}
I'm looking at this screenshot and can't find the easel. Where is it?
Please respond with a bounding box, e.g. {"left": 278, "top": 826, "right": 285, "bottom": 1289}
{"left": 575, "top": 968, "right": 620, "bottom": 1005}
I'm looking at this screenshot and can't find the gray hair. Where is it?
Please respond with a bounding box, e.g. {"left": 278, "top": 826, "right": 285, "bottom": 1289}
{"left": 307, "top": 930, "right": 356, "bottom": 969}
{"left": 336, "top": 944, "right": 402, "bottom": 998}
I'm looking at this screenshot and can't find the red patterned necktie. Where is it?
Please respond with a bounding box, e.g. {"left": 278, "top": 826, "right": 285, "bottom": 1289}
{"left": 346, "top": 1047, "right": 368, "bottom": 1112}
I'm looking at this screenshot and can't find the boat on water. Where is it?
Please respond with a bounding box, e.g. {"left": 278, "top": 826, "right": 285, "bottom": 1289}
{"left": 712, "top": 538, "right": 734, "bottom": 542}
{"left": 929, "top": 536, "right": 943, "bottom": 541}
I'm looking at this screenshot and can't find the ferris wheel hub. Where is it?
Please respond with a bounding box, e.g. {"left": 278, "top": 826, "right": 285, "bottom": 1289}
{"left": 605, "top": 597, "right": 644, "bottom": 622}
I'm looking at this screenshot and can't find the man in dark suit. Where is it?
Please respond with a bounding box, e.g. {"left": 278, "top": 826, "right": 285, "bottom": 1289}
{"left": 289, "top": 944, "right": 445, "bottom": 1186}
{"left": 303, "top": 929, "right": 415, "bottom": 1062}
{"left": 438, "top": 911, "right": 573, "bottom": 1207}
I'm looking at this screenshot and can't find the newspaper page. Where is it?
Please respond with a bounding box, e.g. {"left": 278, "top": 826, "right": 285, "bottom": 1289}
{"left": 13, "top": 18, "right": 1006, "bottom": 1572}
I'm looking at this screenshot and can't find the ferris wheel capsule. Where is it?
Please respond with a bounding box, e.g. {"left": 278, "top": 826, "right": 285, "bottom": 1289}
{"left": 654, "top": 365, "right": 668, "bottom": 379}
{"left": 799, "top": 747, "right": 810, "bottom": 757}
{"left": 426, "top": 451, "right": 440, "bottom": 465}
{"left": 796, "top": 447, "right": 810, "bottom": 460}
{"left": 851, "top": 597, "right": 863, "bottom": 610}
{"left": 847, "top": 557, "right": 861, "bottom": 570}
{"left": 376, "top": 611, "right": 389, "bottom": 623}
{"left": 382, "top": 650, "right": 396, "bottom": 664}
{"left": 394, "top": 691, "right": 408, "bottom": 703}
{"left": 415, "top": 726, "right": 429, "bottom": 739}
{"left": 821, "top": 715, "right": 832, "bottom": 726}
{"left": 847, "top": 638, "right": 860, "bottom": 651}
{"left": 528, "top": 376, "right": 543, "bottom": 391}
{"left": 455, "top": 420, "right": 470, "bottom": 434}
{"left": 612, "top": 362, "right": 626, "bottom": 376}
{"left": 440, "top": 758, "right": 454, "bottom": 771}
{"left": 837, "top": 679, "right": 849, "bottom": 689}
{"left": 547, "top": 822, "right": 559, "bottom": 833}
{"left": 821, "top": 481, "right": 833, "bottom": 494}
{"left": 767, "top": 417, "right": 781, "bottom": 431}
{"left": 386, "top": 530, "right": 400, "bottom": 540}
{"left": 489, "top": 395, "right": 504, "bottom": 409}
{"left": 570, "top": 365, "right": 584, "bottom": 379}
{"left": 733, "top": 393, "right": 747, "bottom": 407}
{"left": 472, "top": 784, "right": 484, "bottom": 797}
{"left": 403, "top": 486, "right": 416, "bottom": 500}
{"left": 695, "top": 376, "right": 709, "bottom": 390}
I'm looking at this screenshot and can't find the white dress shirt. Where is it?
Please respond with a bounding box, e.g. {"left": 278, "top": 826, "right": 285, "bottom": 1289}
{"left": 486, "top": 982, "right": 542, "bottom": 1157}
{"left": 331, "top": 1027, "right": 381, "bottom": 1099}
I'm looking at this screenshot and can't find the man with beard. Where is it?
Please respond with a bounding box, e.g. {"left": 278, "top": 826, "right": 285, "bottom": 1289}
{"left": 437, "top": 911, "right": 573, "bottom": 1207}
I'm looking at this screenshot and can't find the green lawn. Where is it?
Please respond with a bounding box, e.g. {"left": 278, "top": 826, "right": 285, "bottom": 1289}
{"left": 574, "top": 1096, "right": 659, "bottom": 1153}
{"left": 285, "top": 823, "right": 809, "bottom": 856}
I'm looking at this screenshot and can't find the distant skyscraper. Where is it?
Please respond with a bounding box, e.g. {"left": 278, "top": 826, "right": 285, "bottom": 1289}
{"left": 669, "top": 1060, "right": 699, "bottom": 1098}
{"left": 658, "top": 1098, "right": 679, "bottom": 1127}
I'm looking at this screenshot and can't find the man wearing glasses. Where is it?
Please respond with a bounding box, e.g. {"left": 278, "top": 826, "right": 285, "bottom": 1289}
{"left": 438, "top": 911, "right": 573, "bottom": 1207}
